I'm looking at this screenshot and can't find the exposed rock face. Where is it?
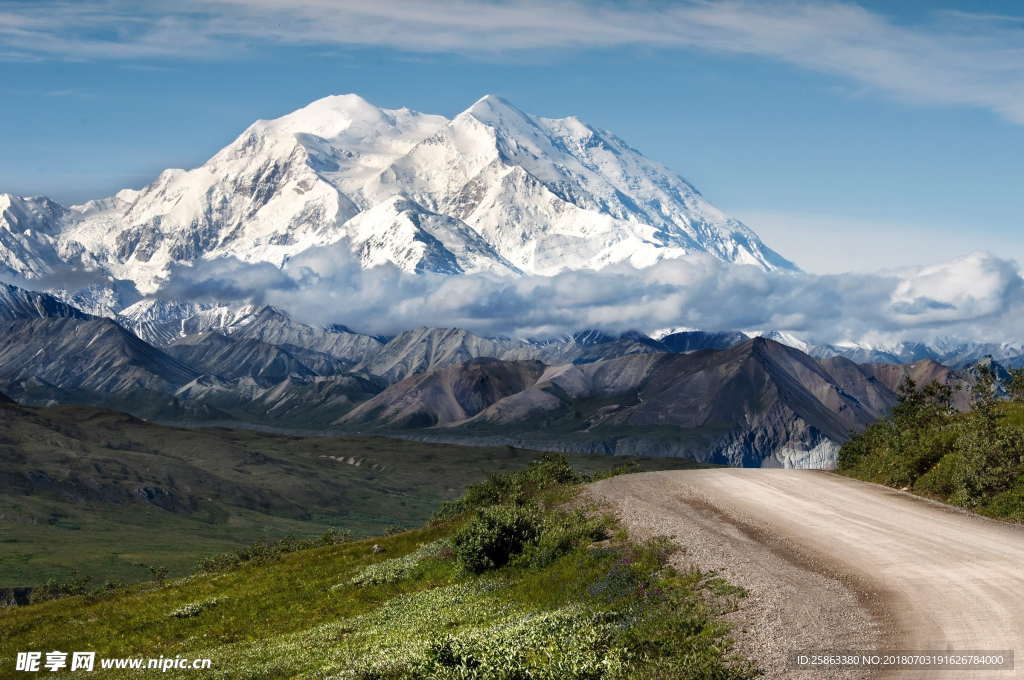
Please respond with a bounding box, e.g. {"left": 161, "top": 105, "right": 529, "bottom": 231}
{"left": 342, "top": 358, "right": 547, "bottom": 428}
{"left": 0, "top": 317, "right": 196, "bottom": 396}
{"left": 166, "top": 331, "right": 320, "bottom": 384}
{"left": 0, "top": 282, "right": 91, "bottom": 321}
{"left": 0, "top": 587, "right": 33, "bottom": 607}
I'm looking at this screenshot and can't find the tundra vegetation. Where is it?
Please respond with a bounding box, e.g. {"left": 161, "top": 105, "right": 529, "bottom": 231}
{"left": 0, "top": 401, "right": 700, "bottom": 587}
{"left": 838, "top": 368, "right": 1024, "bottom": 520}
{"left": 0, "top": 456, "right": 756, "bottom": 679}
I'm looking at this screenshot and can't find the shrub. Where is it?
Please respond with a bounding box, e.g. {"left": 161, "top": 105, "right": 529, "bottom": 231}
{"left": 410, "top": 606, "right": 631, "bottom": 680}
{"left": 433, "top": 454, "right": 580, "bottom": 522}
{"left": 197, "top": 529, "right": 352, "bottom": 573}
{"left": 30, "top": 570, "right": 92, "bottom": 603}
{"left": 146, "top": 564, "right": 169, "bottom": 582}
{"left": 347, "top": 539, "right": 451, "bottom": 587}
{"left": 839, "top": 375, "right": 1024, "bottom": 519}
{"left": 169, "top": 596, "right": 226, "bottom": 619}
{"left": 454, "top": 505, "right": 543, "bottom": 573}
{"left": 518, "top": 508, "right": 610, "bottom": 569}
{"left": 590, "top": 460, "right": 641, "bottom": 482}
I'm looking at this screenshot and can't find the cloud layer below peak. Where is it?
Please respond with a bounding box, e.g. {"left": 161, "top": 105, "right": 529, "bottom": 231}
{"left": 155, "top": 246, "right": 1024, "bottom": 345}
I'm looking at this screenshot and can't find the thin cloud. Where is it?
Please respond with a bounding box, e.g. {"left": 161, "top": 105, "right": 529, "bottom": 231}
{"left": 2, "top": 1, "right": 1024, "bottom": 123}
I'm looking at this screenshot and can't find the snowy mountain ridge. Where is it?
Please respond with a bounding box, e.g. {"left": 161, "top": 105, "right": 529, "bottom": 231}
{"left": 0, "top": 93, "right": 796, "bottom": 311}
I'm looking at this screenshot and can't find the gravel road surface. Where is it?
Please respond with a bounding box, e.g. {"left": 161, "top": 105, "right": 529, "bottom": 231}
{"left": 590, "top": 469, "right": 1023, "bottom": 679}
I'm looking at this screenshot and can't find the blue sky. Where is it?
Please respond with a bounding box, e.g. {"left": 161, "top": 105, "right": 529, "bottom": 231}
{"left": 0, "top": 0, "right": 1022, "bottom": 273}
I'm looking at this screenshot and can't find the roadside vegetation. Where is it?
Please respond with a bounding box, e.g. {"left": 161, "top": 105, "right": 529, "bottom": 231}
{"left": 838, "top": 367, "right": 1024, "bottom": 520}
{"left": 0, "top": 455, "right": 756, "bottom": 679}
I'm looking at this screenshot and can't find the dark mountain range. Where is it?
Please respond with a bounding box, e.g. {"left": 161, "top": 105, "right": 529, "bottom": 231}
{"left": 338, "top": 338, "right": 962, "bottom": 467}
{"left": 0, "top": 283, "right": 90, "bottom": 321}
{"left": 166, "top": 331, "right": 320, "bottom": 384}
{"left": 173, "top": 373, "right": 384, "bottom": 428}
{"left": 0, "top": 282, "right": 994, "bottom": 467}
{"left": 0, "top": 317, "right": 196, "bottom": 396}
{"left": 342, "top": 358, "right": 547, "bottom": 429}
{"left": 659, "top": 330, "right": 750, "bottom": 353}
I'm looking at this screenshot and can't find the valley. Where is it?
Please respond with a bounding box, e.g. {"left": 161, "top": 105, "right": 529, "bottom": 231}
{"left": 0, "top": 398, "right": 700, "bottom": 587}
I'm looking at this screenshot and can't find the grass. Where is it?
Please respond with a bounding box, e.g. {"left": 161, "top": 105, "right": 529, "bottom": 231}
{"left": 0, "top": 402, "right": 703, "bottom": 587}
{"left": 0, "top": 457, "right": 756, "bottom": 680}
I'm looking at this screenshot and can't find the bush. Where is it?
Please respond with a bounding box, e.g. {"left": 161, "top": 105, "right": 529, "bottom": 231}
{"left": 197, "top": 529, "right": 352, "bottom": 573}
{"left": 433, "top": 454, "right": 580, "bottom": 522}
{"left": 590, "top": 460, "right": 641, "bottom": 482}
{"left": 454, "top": 505, "right": 543, "bottom": 573}
{"left": 839, "top": 376, "right": 1024, "bottom": 518}
{"left": 169, "top": 597, "right": 226, "bottom": 619}
{"left": 347, "top": 539, "right": 451, "bottom": 587}
{"left": 518, "top": 508, "right": 610, "bottom": 569}
{"left": 411, "top": 606, "right": 631, "bottom": 679}
{"left": 30, "top": 570, "right": 92, "bottom": 603}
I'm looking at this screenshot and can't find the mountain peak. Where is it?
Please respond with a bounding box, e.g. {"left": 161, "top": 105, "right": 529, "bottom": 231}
{"left": 255, "top": 93, "right": 391, "bottom": 140}
{"left": 461, "top": 94, "right": 533, "bottom": 128}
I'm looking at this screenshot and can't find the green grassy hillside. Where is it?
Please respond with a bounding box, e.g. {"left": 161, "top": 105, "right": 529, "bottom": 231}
{"left": 838, "top": 375, "right": 1024, "bottom": 520}
{"left": 0, "top": 402, "right": 703, "bottom": 587}
{"left": 0, "top": 458, "right": 755, "bottom": 680}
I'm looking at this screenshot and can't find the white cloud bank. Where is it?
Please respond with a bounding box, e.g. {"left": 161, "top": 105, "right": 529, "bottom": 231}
{"left": 157, "top": 246, "right": 1024, "bottom": 344}
{"left": 2, "top": 1, "right": 1024, "bottom": 124}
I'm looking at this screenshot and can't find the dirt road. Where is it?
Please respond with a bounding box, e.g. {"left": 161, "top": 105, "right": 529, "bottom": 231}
{"left": 590, "top": 469, "right": 1023, "bottom": 679}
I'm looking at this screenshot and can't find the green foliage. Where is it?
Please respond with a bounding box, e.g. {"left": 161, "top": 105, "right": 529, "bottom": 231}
{"left": 519, "top": 508, "right": 611, "bottom": 569}
{"left": 1009, "top": 368, "right": 1024, "bottom": 403}
{"left": 146, "top": 564, "right": 170, "bottom": 582}
{"left": 839, "top": 376, "right": 1024, "bottom": 517}
{"left": 454, "top": 505, "right": 544, "bottom": 573}
{"left": 347, "top": 538, "right": 452, "bottom": 586}
{"left": 433, "top": 454, "right": 581, "bottom": 522}
{"left": 590, "top": 460, "right": 642, "bottom": 481}
{"left": 169, "top": 596, "right": 226, "bottom": 619}
{"left": 410, "top": 606, "right": 632, "bottom": 679}
{"left": 30, "top": 570, "right": 93, "bottom": 603}
{"left": 197, "top": 529, "right": 352, "bottom": 573}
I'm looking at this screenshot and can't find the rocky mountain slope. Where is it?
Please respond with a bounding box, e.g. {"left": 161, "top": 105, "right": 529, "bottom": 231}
{"left": 339, "top": 338, "right": 960, "bottom": 467}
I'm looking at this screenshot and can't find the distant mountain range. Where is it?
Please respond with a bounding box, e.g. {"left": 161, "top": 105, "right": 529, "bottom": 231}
{"left": 0, "top": 93, "right": 795, "bottom": 317}
{"left": 682, "top": 329, "right": 1024, "bottom": 370}
{"left": 0, "top": 281, "right": 998, "bottom": 468}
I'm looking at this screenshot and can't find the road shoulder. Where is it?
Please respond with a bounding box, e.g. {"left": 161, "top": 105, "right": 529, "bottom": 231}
{"left": 589, "top": 472, "right": 884, "bottom": 680}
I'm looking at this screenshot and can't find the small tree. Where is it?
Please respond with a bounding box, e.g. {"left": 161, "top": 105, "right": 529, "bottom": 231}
{"left": 1009, "top": 368, "right": 1024, "bottom": 403}
{"left": 892, "top": 376, "right": 953, "bottom": 429}
{"left": 972, "top": 364, "right": 1000, "bottom": 439}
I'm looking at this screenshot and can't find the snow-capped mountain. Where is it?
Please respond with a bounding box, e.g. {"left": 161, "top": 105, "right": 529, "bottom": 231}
{"left": 0, "top": 93, "right": 796, "bottom": 304}
{"left": 717, "top": 328, "right": 1024, "bottom": 370}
